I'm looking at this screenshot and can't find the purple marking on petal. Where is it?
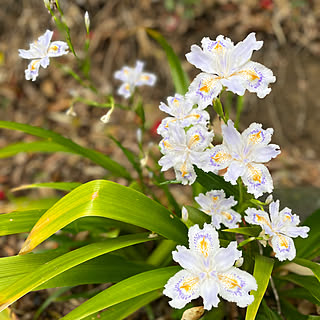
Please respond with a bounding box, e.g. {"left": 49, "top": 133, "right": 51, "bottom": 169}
{"left": 248, "top": 68, "right": 263, "bottom": 89}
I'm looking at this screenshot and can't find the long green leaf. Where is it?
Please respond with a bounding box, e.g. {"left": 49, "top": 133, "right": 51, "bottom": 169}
{"left": 0, "top": 141, "right": 70, "bottom": 158}
{"left": 295, "top": 208, "right": 320, "bottom": 259}
{"left": 294, "top": 258, "right": 320, "bottom": 283}
{"left": 0, "top": 209, "right": 45, "bottom": 236}
{"left": 0, "top": 121, "right": 131, "bottom": 179}
{"left": 280, "top": 274, "right": 320, "bottom": 303}
{"left": 280, "top": 287, "right": 320, "bottom": 306}
{"left": 184, "top": 205, "right": 210, "bottom": 227}
{"left": 0, "top": 233, "right": 156, "bottom": 311}
{"left": 195, "top": 167, "right": 240, "bottom": 199}
{"left": 245, "top": 255, "right": 274, "bottom": 320}
{"left": 223, "top": 226, "right": 261, "bottom": 237}
{"left": 91, "top": 290, "right": 161, "bottom": 320}
{"left": 19, "top": 180, "right": 188, "bottom": 254}
{"left": 147, "top": 29, "right": 189, "bottom": 94}
{"left": 11, "top": 182, "right": 81, "bottom": 192}
{"left": 256, "top": 300, "right": 281, "bottom": 320}
{"left": 61, "top": 266, "right": 180, "bottom": 320}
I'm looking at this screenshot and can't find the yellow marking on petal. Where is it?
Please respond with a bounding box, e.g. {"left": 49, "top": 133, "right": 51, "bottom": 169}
{"left": 211, "top": 151, "right": 232, "bottom": 163}
{"left": 187, "top": 134, "right": 200, "bottom": 149}
{"left": 125, "top": 84, "right": 130, "bottom": 91}
{"left": 30, "top": 60, "right": 39, "bottom": 71}
{"left": 255, "top": 214, "right": 272, "bottom": 229}
{"left": 91, "top": 191, "right": 99, "bottom": 200}
{"left": 249, "top": 131, "right": 262, "bottom": 144}
{"left": 283, "top": 214, "right": 292, "bottom": 222}
{"left": 180, "top": 277, "right": 199, "bottom": 292}
{"left": 277, "top": 234, "right": 289, "bottom": 248}
{"left": 185, "top": 114, "right": 200, "bottom": 120}
{"left": 50, "top": 45, "right": 59, "bottom": 52}
{"left": 218, "top": 274, "right": 241, "bottom": 289}
{"left": 231, "top": 70, "right": 260, "bottom": 81}
{"left": 141, "top": 75, "right": 150, "bottom": 81}
{"left": 164, "top": 119, "right": 176, "bottom": 128}
{"left": 124, "top": 69, "right": 129, "bottom": 74}
{"left": 221, "top": 211, "right": 232, "bottom": 220}
{"left": 173, "top": 98, "right": 179, "bottom": 104}
{"left": 199, "top": 236, "right": 209, "bottom": 258}
{"left": 212, "top": 196, "right": 219, "bottom": 202}
{"left": 180, "top": 162, "right": 188, "bottom": 178}
{"left": 199, "top": 78, "right": 215, "bottom": 93}
{"left": 248, "top": 165, "right": 262, "bottom": 183}
{"left": 163, "top": 140, "right": 172, "bottom": 149}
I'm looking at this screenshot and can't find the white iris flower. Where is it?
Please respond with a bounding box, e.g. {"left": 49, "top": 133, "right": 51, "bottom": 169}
{"left": 195, "top": 189, "right": 241, "bottom": 229}
{"left": 114, "top": 61, "right": 156, "bottom": 99}
{"left": 157, "top": 94, "right": 210, "bottom": 137}
{"left": 186, "top": 33, "right": 276, "bottom": 109}
{"left": 245, "top": 200, "right": 310, "bottom": 261}
{"left": 19, "top": 30, "right": 68, "bottom": 81}
{"left": 163, "top": 223, "right": 257, "bottom": 310}
{"left": 159, "top": 123, "right": 213, "bottom": 185}
{"left": 200, "top": 120, "right": 280, "bottom": 198}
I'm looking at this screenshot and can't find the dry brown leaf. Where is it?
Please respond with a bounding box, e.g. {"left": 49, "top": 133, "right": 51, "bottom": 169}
{"left": 181, "top": 306, "right": 204, "bottom": 320}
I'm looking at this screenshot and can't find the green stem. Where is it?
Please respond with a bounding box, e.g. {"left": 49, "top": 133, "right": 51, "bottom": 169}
{"left": 235, "top": 95, "right": 244, "bottom": 130}
{"left": 238, "top": 237, "right": 263, "bottom": 248}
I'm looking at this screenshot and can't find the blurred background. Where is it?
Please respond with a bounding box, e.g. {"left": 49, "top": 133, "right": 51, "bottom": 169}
{"left": 0, "top": 0, "right": 319, "bottom": 318}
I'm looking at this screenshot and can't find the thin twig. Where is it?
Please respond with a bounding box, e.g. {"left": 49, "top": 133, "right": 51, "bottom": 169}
{"left": 269, "top": 276, "right": 282, "bottom": 317}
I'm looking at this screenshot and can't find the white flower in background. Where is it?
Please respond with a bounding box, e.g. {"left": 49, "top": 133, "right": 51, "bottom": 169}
{"left": 159, "top": 123, "right": 213, "bottom": 185}
{"left": 245, "top": 200, "right": 310, "bottom": 261}
{"left": 186, "top": 33, "right": 276, "bottom": 109}
{"left": 200, "top": 120, "right": 280, "bottom": 198}
{"left": 157, "top": 94, "right": 210, "bottom": 137}
{"left": 18, "top": 30, "right": 68, "bottom": 81}
{"left": 163, "top": 223, "right": 257, "bottom": 310}
{"left": 114, "top": 60, "right": 156, "bottom": 99}
{"left": 195, "top": 189, "right": 241, "bottom": 229}
{"left": 84, "top": 11, "right": 90, "bottom": 34}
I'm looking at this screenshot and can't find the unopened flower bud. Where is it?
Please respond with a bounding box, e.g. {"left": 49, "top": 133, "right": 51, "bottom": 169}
{"left": 136, "top": 128, "right": 142, "bottom": 144}
{"left": 235, "top": 257, "right": 244, "bottom": 268}
{"left": 265, "top": 194, "right": 273, "bottom": 205}
{"left": 181, "top": 206, "right": 189, "bottom": 222}
{"left": 66, "top": 106, "right": 77, "bottom": 117}
{"left": 44, "top": 0, "right": 50, "bottom": 9}
{"left": 84, "top": 11, "right": 90, "bottom": 34}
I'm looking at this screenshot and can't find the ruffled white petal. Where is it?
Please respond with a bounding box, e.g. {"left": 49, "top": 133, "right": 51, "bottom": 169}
{"left": 136, "top": 72, "right": 157, "bottom": 86}
{"left": 172, "top": 246, "right": 202, "bottom": 272}
{"left": 242, "top": 123, "right": 274, "bottom": 146}
{"left": 250, "top": 144, "right": 280, "bottom": 163}
{"left": 200, "top": 278, "right": 220, "bottom": 310}
{"left": 163, "top": 269, "right": 200, "bottom": 309}
{"left": 221, "top": 120, "right": 243, "bottom": 156}
{"left": 270, "top": 234, "right": 296, "bottom": 261}
{"left": 47, "top": 41, "right": 69, "bottom": 57}
{"left": 214, "top": 241, "right": 242, "bottom": 272}
{"left": 37, "top": 29, "right": 53, "bottom": 51}
{"left": 117, "top": 82, "right": 132, "bottom": 99}
{"left": 220, "top": 209, "right": 241, "bottom": 228}
{"left": 114, "top": 67, "right": 130, "bottom": 82}
{"left": 244, "top": 208, "right": 273, "bottom": 236}
{"left": 186, "top": 125, "right": 214, "bottom": 152}
{"left": 242, "top": 163, "right": 273, "bottom": 197}
{"left": 224, "top": 161, "right": 246, "bottom": 185}
{"left": 188, "top": 223, "right": 219, "bottom": 259}
{"left": 230, "top": 32, "right": 263, "bottom": 69}
{"left": 198, "top": 145, "right": 232, "bottom": 173}
{"left": 174, "top": 164, "right": 197, "bottom": 185}
{"left": 40, "top": 56, "right": 50, "bottom": 68}
{"left": 217, "top": 267, "right": 257, "bottom": 308}
{"left": 25, "top": 59, "right": 41, "bottom": 81}
{"left": 186, "top": 73, "right": 223, "bottom": 109}
{"left": 185, "top": 44, "right": 216, "bottom": 74}
{"left": 269, "top": 200, "right": 280, "bottom": 223}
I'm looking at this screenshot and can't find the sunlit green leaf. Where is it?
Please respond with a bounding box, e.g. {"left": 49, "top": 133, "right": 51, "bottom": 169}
{"left": 61, "top": 266, "right": 180, "bottom": 320}
{"left": 11, "top": 182, "right": 81, "bottom": 192}
{"left": 19, "top": 180, "right": 187, "bottom": 254}
{"left": 245, "top": 255, "right": 274, "bottom": 320}
{"left": 222, "top": 226, "right": 261, "bottom": 237}
{"left": 0, "top": 233, "right": 157, "bottom": 311}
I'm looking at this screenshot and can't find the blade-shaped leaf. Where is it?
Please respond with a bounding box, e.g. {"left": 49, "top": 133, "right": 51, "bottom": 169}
{"left": 245, "top": 255, "right": 274, "bottom": 320}
{"left": 0, "top": 121, "right": 131, "bottom": 179}
{"left": 88, "top": 290, "right": 161, "bottom": 320}
{"left": 0, "top": 233, "right": 156, "bottom": 311}
{"left": 11, "top": 182, "right": 81, "bottom": 192}
{"left": 223, "top": 226, "right": 261, "bottom": 237}
{"left": 295, "top": 208, "right": 320, "bottom": 259}
{"left": 279, "top": 274, "right": 320, "bottom": 304}
{"left": 195, "top": 167, "right": 240, "bottom": 199}
{"left": 19, "top": 180, "right": 188, "bottom": 254}
{"left": 256, "top": 300, "right": 281, "bottom": 320}
{"left": 146, "top": 29, "right": 189, "bottom": 94}
{"left": 294, "top": 258, "right": 320, "bottom": 283}
{"left": 184, "top": 205, "right": 210, "bottom": 227}
{"left": 61, "top": 266, "right": 180, "bottom": 320}
{"left": 0, "top": 209, "right": 45, "bottom": 236}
